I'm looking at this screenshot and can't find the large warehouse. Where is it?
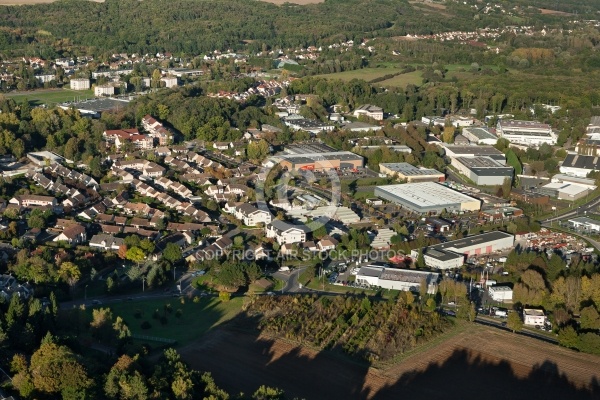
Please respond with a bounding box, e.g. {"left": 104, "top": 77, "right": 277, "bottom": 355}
{"left": 411, "top": 231, "right": 515, "bottom": 270}
{"left": 441, "top": 145, "right": 506, "bottom": 164}
{"left": 275, "top": 143, "right": 364, "bottom": 171}
{"left": 451, "top": 156, "right": 513, "bottom": 186}
{"left": 379, "top": 163, "right": 445, "bottom": 183}
{"left": 496, "top": 120, "right": 557, "bottom": 146}
{"left": 355, "top": 266, "right": 439, "bottom": 294}
{"left": 374, "top": 182, "right": 481, "bottom": 214}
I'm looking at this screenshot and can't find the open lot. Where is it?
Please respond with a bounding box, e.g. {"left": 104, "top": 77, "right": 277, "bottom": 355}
{"left": 316, "top": 67, "right": 407, "bottom": 83}
{"left": 0, "top": 0, "right": 102, "bottom": 3}
{"left": 181, "top": 320, "right": 600, "bottom": 400}
{"left": 259, "top": 0, "right": 323, "bottom": 4}
{"left": 98, "top": 296, "right": 243, "bottom": 346}
{"left": 5, "top": 88, "right": 94, "bottom": 107}
{"left": 378, "top": 70, "right": 423, "bottom": 88}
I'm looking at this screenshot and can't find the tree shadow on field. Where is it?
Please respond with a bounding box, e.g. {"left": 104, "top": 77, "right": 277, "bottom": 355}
{"left": 181, "top": 312, "right": 600, "bottom": 400}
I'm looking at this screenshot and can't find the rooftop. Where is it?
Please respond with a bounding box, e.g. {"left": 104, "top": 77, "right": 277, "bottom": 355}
{"left": 380, "top": 162, "right": 444, "bottom": 176}
{"left": 463, "top": 127, "right": 497, "bottom": 140}
{"left": 375, "top": 182, "right": 480, "bottom": 208}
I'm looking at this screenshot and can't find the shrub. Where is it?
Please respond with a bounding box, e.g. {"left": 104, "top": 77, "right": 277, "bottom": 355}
{"left": 175, "top": 309, "right": 183, "bottom": 318}
{"left": 193, "top": 296, "right": 200, "bottom": 303}
{"left": 141, "top": 321, "right": 152, "bottom": 330}
{"left": 219, "top": 291, "right": 231, "bottom": 302}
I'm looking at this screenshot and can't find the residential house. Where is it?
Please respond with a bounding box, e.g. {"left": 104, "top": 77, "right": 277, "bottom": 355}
{"left": 103, "top": 129, "right": 154, "bottom": 150}
{"left": 234, "top": 203, "right": 272, "bottom": 227}
{"left": 10, "top": 195, "right": 57, "bottom": 208}
{"left": 265, "top": 220, "right": 310, "bottom": 245}
{"left": 318, "top": 236, "right": 339, "bottom": 252}
{"left": 53, "top": 224, "right": 87, "bottom": 245}
{"left": 89, "top": 234, "right": 125, "bottom": 251}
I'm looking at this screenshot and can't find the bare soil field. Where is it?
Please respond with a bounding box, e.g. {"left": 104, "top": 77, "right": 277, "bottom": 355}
{"left": 0, "top": 0, "right": 102, "bottom": 4}
{"left": 181, "top": 323, "right": 600, "bottom": 400}
{"left": 538, "top": 8, "right": 573, "bottom": 16}
{"left": 259, "top": 0, "right": 323, "bottom": 4}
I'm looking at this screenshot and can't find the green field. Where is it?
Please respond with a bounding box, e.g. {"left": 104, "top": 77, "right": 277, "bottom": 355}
{"left": 378, "top": 70, "right": 423, "bottom": 88}
{"left": 99, "top": 296, "right": 244, "bottom": 346}
{"left": 316, "top": 67, "right": 406, "bottom": 82}
{"left": 5, "top": 88, "right": 94, "bottom": 107}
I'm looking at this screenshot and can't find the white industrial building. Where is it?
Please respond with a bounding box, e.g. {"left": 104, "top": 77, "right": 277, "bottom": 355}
{"left": 461, "top": 127, "right": 498, "bottom": 145}
{"left": 70, "top": 78, "right": 90, "bottom": 91}
{"left": 374, "top": 182, "right": 481, "bottom": 214}
{"left": 551, "top": 174, "right": 597, "bottom": 190}
{"left": 559, "top": 153, "right": 600, "bottom": 178}
{"left": 568, "top": 217, "right": 600, "bottom": 232}
{"left": 355, "top": 266, "right": 439, "bottom": 294}
{"left": 451, "top": 156, "right": 513, "bottom": 186}
{"left": 488, "top": 286, "right": 513, "bottom": 302}
{"left": 538, "top": 182, "right": 589, "bottom": 201}
{"left": 379, "top": 163, "right": 445, "bottom": 183}
{"left": 161, "top": 76, "right": 178, "bottom": 88}
{"left": 523, "top": 309, "right": 547, "bottom": 326}
{"left": 441, "top": 145, "right": 506, "bottom": 164}
{"left": 496, "top": 120, "right": 557, "bottom": 146}
{"left": 353, "top": 104, "right": 383, "bottom": 120}
{"left": 411, "top": 231, "right": 515, "bottom": 270}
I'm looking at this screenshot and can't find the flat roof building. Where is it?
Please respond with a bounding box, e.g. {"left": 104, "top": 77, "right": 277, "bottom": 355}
{"left": 58, "top": 98, "right": 130, "bottom": 118}
{"left": 539, "top": 182, "right": 590, "bottom": 201}
{"left": 488, "top": 286, "right": 513, "bottom": 302}
{"left": 374, "top": 182, "right": 481, "bottom": 214}
{"left": 568, "top": 217, "right": 600, "bottom": 232}
{"left": 442, "top": 144, "right": 506, "bottom": 164}
{"left": 496, "top": 120, "right": 557, "bottom": 146}
{"left": 411, "top": 231, "right": 515, "bottom": 270}
{"left": 379, "top": 163, "right": 445, "bottom": 183}
{"left": 559, "top": 153, "right": 600, "bottom": 178}
{"left": 355, "top": 266, "right": 439, "bottom": 294}
{"left": 70, "top": 78, "right": 90, "bottom": 91}
{"left": 451, "top": 156, "right": 513, "bottom": 186}
{"left": 462, "top": 127, "right": 498, "bottom": 145}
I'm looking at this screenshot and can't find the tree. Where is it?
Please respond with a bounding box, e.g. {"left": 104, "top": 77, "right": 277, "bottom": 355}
{"left": 126, "top": 247, "right": 145, "bottom": 266}
{"left": 578, "top": 333, "right": 600, "bottom": 355}
{"left": 163, "top": 243, "right": 182, "bottom": 264}
{"left": 579, "top": 306, "right": 600, "bottom": 330}
{"left": 57, "top": 261, "right": 81, "bottom": 292}
{"left": 253, "top": 385, "right": 285, "bottom": 400}
{"left": 507, "top": 311, "right": 523, "bottom": 332}
{"left": 29, "top": 342, "right": 92, "bottom": 396}
{"left": 558, "top": 325, "right": 579, "bottom": 349}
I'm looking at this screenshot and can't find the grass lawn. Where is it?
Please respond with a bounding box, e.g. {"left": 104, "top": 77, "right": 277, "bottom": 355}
{"left": 5, "top": 88, "right": 94, "bottom": 107}
{"left": 101, "top": 296, "right": 244, "bottom": 346}
{"left": 378, "top": 70, "right": 423, "bottom": 88}
{"left": 316, "top": 67, "right": 405, "bottom": 82}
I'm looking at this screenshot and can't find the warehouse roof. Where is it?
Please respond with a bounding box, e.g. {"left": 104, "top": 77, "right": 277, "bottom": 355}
{"left": 380, "top": 162, "right": 443, "bottom": 176}
{"left": 455, "top": 157, "right": 513, "bottom": 177}
{"left": 375, "top": 182, "right": 479, "bottom": 208}
{"left": 443, "top": 145, "right": 504, "bottom": 157}
{"left": 463, "top": 127, "right": 497, "bottom": 140}
{"left": 429, "top": 231, "right": 513, "bottom": 252}
{"left": 561, "top": 153, "right": 600, "bottom": 170}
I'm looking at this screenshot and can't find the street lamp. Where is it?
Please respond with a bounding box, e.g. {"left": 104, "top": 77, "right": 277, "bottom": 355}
{"left": 173, "top": 266, "right": 176, "bottom": 282}
{"left": 84, "top": 284, "right": 88, "bottom": 301}
{"left": 142, "top": 277, "right": 146, "bottom": 292}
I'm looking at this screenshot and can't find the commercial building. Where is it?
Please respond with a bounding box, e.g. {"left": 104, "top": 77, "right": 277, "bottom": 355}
{"left": 523, "top": 309, "right": 547, "bottom": 326}
{"left": 340, "top": 122, "right": 382, "bottom": 133}
{"left": 283, "top": 115, "right": 335, "bottom": 135}
{"left": 275, "top": 143, "right": 363, "bottom": 171}
{"left": 441, "top": 145, "right": 506, "bottom": 164}
{"left": 374, "top": 182, "right": 481, "bottom": 214}
{"left": 496, "top": 120, "right": 557, "bottom": 146}
{"left": 355, "top": 266, "right": 439, "bottom": 294}
{"left": 461, "top": 127, "right": 498, "bottom": 145}
{"left": 568, "top": 217, "right": 600, "bottom": 232}
{"left": 559, "top": 153, "right": 600, "bottom": 178}
{"left": 353, "top": 104, "right": 383, "bottom": 120}
{"left": 451, "top": 157, "right": 513, "bottom": 186}
{"left": 70, "top": 78, "right": 90, "bottom": 91}
{"left": 161, "top": 76, "right": 178, "bottom": 88}
{"left": 58, "top": 98, "right": 130, "bottom": 118}
{"left": 411, "top": 231, "right": 515, "bottom": 270}
{"left": 379, "top": 163, "right": 445, "bottom": 183}
{"left": 488, "top": 286, "right": 513, "bottom": 302}
{"left": 551, "top": 174, "right": 597, "bottom": 190}
{"left": 538, "top": 182, "right": 590, "bottom": 201}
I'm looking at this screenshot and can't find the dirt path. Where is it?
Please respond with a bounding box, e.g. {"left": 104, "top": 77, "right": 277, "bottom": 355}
{"left": 181, "top": 324, "right": 600, "bottom": 400}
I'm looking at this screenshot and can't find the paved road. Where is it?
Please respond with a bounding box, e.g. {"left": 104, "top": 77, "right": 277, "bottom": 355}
{"left": 541, "top": 194, "right": 600, "bottom": 224}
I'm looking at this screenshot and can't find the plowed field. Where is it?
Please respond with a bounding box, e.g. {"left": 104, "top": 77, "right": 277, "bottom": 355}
{"left": 181, "top": 324, "right": 600, "bottom": 400}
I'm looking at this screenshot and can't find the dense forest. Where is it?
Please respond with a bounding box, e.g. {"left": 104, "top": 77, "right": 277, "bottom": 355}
{"left": 0, "top": 0, "right": 598, "bottom": 58}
